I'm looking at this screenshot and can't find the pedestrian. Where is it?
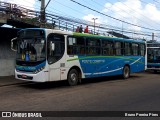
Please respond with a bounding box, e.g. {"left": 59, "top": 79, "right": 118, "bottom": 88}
{"left": 12, "top": 4, "right": 21, "bottom": 18}
{"left": 76, "top": 26, "right": 79, "bottom": 32}
{"left": 79, "top": 25, "right": 83, "bottom": 33}
{"left": 84, "top": 25, "right": 88, "bottom": 33}
{"left": 89, "top": 30, "right": 93, "bottom": 34}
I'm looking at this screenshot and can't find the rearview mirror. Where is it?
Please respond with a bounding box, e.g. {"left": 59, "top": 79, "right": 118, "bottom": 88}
{"left": 11, "top": 37, "right": 17, "bottom": 51}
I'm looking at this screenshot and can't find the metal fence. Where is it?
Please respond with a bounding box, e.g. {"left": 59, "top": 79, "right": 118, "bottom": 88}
{"left": 0, "top": 1, "right": 153, "bottom": 40}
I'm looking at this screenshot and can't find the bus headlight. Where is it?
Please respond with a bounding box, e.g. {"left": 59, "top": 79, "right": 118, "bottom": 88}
{"left": 34, "top": 67, "right": 45, "bottom": 74}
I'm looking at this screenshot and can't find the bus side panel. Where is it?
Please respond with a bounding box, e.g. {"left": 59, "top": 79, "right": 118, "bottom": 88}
{"left": 129, "top": 56, "right": 145, "bottom": 73}
{"left": 66, "top": 55, "right": 85, "bottom": 79}
{"left": 147, "top": 63, "right": 160, "bottom": 70}
{"left": 49, "top": 56, "right": 69, "bottom": 81}
{"left": 78, "top": 56, "right": 145, "bottom": 78}
{"left": 78, "top": 56, "right": 122, "bottom": 78}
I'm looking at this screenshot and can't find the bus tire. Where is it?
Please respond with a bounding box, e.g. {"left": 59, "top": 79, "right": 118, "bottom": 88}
{"left": 122, "top": 65, "right": 130, "bottom": 79}
{"left": 67, "top": 69, "right": 78, "bottom": 86}
{"left": 154, "top": 70, "right": 158, "bottom": 73}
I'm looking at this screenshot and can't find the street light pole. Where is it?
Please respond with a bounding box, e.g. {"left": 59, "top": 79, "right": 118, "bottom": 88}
{"left": 92, "top": 18, "right": 98, "bottom": 34}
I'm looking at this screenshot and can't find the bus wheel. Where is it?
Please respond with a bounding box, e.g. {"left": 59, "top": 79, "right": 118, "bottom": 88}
{"left": 154, "top": 70, "right": 158, "bottom": 73}
{"left": 67, "top": 69, "right": 78, "bottom": 86}
{"left": 122, "top": 66, "right": 130, "bottom": 79}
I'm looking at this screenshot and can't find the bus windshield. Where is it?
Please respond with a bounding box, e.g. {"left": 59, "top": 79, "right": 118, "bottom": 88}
{"left": 147, "top": 48, "right": 160, "bottom": 63}
{"left": 16, "top": 30, "right": 45, "bottom": 62}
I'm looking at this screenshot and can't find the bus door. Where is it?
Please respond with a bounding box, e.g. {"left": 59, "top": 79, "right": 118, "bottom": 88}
{"left": 47, "top": 33, "right": 65, "bottom": 81}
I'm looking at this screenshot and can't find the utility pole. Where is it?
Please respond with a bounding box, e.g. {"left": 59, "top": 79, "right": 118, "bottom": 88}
{"left": 122, "top": 21, "right": 123, "bottom": 38}
{"left": 39, "top": 0, "right": 52, "bottom": 24}
{"left": 152, "top": 33, "right": 154, "bottom": 41}
{"left": 40, "top": 0, "right": 45, "bottom": 23}
{"left": 92, "top": 18, "right": 98, "bottom": 35}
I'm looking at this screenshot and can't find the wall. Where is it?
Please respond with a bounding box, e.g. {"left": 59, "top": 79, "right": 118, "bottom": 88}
{"left": 0, "top": 27, "right": 20, "bottom": 76}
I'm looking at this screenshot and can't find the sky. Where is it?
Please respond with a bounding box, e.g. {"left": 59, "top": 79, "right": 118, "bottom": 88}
{"left": 2, "top": 0, "right": 160, "bottom": 40}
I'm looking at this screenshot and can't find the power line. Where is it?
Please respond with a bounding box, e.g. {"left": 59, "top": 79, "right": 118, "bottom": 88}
{"left": 39, "top": 0, "right": 158, "bottom": 36}
{"left": 140, "top": 0, "right": 157, "bottom": 7}
{"left": 50, "top": 0, "right": 85, "bottom": 16}
{"left": 44, "top": 0, "right": 159, "bottom": 38}
{"left": 70, "top": 0, "right": 160, "bottom": 31}
{"left": 91, "top": 0, "right": 160, "bottom": 32}
{"left": 39, "top": 0, "right": 160, "bottom": 39}
{"left": 44, "top": 0, "right": 85, "bottom": 20}
{"left": 116, "top": 0, "right": 160, "bottom": 28}
{"left": 91, "top": 0, "right": 129, "bottom": 20}
{"left": 5, "top": 0, "right": 157, "bottom": 38}
{"left": 87, "top": 0, "right": 139, "bottom": 32}
{"left": 45, "top": 0, "right": 51, "bottom": 9}
{"left": 153, "top": 0, "right": 160, "bottom": 4}
{"left": 88, "top": 1, "right": 132, "bottom": 32}
{"left": 97, "top": 0, "right": 160, "bottom": 30}
{"left": 45, "top": 10, "right": 159, "bottom": 38}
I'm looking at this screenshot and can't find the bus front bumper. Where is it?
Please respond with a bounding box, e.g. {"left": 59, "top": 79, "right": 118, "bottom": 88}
{"left": 15, "top": 70, "right": 48, "bottom": 82}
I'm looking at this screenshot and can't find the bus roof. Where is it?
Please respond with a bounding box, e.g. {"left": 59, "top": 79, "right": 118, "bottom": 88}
{"left": 20, "top": 28, "right": 145, "bottom": 44}
{"left": 73, "top": 32, "right": 145, "bottom": 44}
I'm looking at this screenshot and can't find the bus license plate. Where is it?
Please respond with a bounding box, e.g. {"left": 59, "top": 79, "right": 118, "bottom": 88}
{"left": 22, "top": 74, "right": 27, "bottom": 78}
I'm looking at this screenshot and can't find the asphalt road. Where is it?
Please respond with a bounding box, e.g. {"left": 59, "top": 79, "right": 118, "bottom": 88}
{"left": 0, "top": 72, "right": 160, "bottom": 119}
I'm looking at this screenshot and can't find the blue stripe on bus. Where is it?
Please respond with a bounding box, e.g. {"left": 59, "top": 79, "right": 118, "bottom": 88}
{"left": 77, "top": 56, "right": 145, "bottom": 78}
{"left": 16, "top": 61, "right": 46, "bottom": 72}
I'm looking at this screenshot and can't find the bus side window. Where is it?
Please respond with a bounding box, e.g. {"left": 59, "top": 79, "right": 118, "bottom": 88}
{"left": 124, "top": 42, "right": 131, "bottom": 56}
{"left": 89, "top": 47, "right": 93, "bottom": 54}
{"left": 80, "top": 47, "right": 85, "bottom": 54}
{"left": 140, "top": 44, "right": 145, "bottom": 56}
{"left": 114, "top": 41, "right": 123, "bottom": 56}
{"left": 67, "top": 36, "right": 85, "bottom": 55}
{"left": 67, "top": 46, "right": 72, "bottom": 54}
{"left": 102, "top": 40, "right": 114, "bottom": 56}
{"left": 132, "top": 43, "right": 139, "bottom": 56}
{"left": 86, "top": 38, "right": 100, "bottom": 55}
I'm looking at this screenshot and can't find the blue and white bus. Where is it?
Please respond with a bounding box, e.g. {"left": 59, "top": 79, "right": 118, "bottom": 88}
{"left": 11, "top": 28, "right": 146, "bottom": 85}
{"left": 147, "top": 41, "right": 160, "bottom": 73}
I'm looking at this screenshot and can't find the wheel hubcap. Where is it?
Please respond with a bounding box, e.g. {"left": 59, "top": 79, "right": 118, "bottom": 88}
{"left": 124, "top": 68, "right": 129, "bottom": 77}
{"left": 71, "top": 73, "right": 77, "bottom": 82}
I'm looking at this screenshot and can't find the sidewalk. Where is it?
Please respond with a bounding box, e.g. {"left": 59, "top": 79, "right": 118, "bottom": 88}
{"left": 0, "top": 76, "right": 25, "bottom": 86}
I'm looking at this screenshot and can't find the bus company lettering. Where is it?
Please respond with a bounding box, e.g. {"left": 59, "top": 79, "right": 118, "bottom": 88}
{"left": 82, "top": 60, "right": 105, "bottom": 64}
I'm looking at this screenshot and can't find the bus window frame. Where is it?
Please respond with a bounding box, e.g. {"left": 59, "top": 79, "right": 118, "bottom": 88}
{"left": 86, "top": 37, "right": 101, "bottom": 56}
{"left": 114, "top": 41, "right": 124, "bottom": 56}
{"left": 139, "top": 43, "right": 145, "bottom": 56}
{"left": 67, "top": 36, "right": 86, "bottom": 55}
{"left": 132, "top": 43, "right": 139, "bottom": 56}
{"left": 101, "top": 39, "right": 114, "bottom": 56}
{"left": 47, "top": 33, "right": 65, "bottom": 64}
{"left": 124, "top": 42, "right": 132, "bottom": 56}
